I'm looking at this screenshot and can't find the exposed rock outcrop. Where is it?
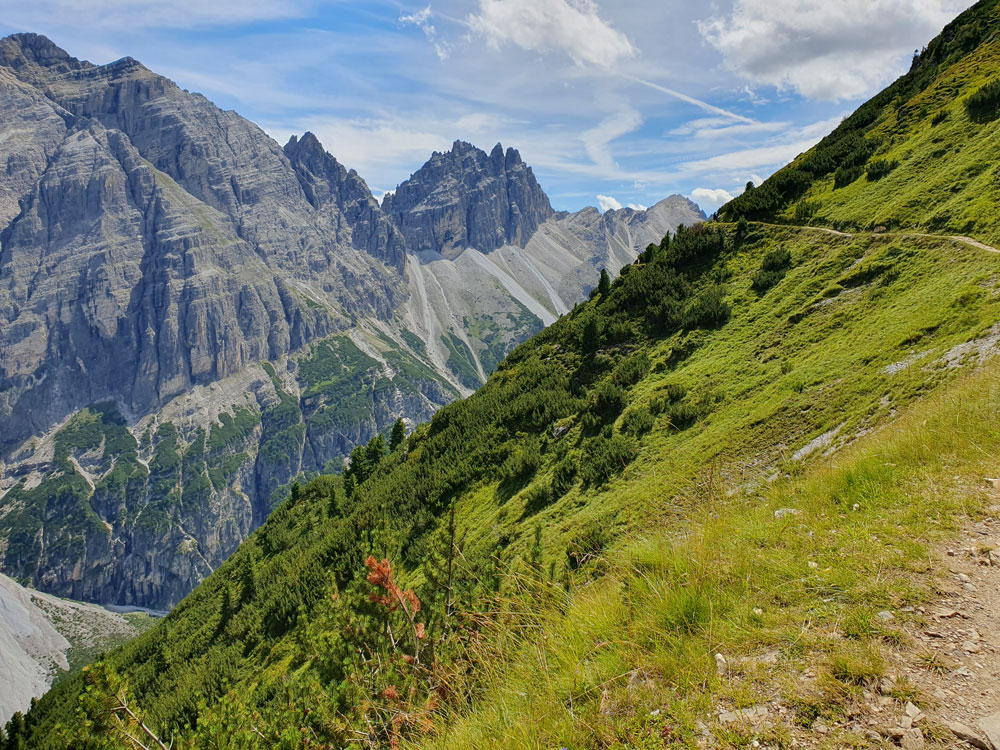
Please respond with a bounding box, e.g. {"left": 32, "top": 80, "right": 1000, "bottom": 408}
{"left": 0, "top": 33, "right": 705, "bottom": 611}
{"left": 383, "top": 140, "right": 554, "bottom": 258}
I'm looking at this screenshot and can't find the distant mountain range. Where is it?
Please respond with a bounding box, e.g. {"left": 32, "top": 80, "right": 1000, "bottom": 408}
{"left": 0, "top": 33, "right": 704, "bottom": 609}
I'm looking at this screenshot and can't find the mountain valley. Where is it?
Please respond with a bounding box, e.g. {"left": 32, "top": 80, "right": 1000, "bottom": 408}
{"left": 6, "top": 1, "right": 1000, "bottom": 748}
{"left": 0, "top": 33, "right": 703, "bottom": 611}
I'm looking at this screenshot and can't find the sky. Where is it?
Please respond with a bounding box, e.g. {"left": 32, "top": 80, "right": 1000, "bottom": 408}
{"left": 0, "top": 0, "right": 975, "bottom": 213}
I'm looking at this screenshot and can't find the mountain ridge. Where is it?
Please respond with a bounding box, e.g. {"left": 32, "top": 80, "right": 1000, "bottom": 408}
{"left": 10, "top": 1, "right": 1000, "bottom": 746}
{"left": 0, "top": 31, "right": 703, "bottom": 612}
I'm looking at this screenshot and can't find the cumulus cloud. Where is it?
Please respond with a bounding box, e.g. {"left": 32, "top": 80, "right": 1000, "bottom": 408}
{"left": 467, "top": 0, "right": 636, "bottom": 67}
{"left": 596, "top": 194, "right": 622, "bottom": 212}
{"left": 699, "top": 0, "right": 972, "bottom": 100}
{"left": 691, "top": 188, "right": 735, "bottom": 210}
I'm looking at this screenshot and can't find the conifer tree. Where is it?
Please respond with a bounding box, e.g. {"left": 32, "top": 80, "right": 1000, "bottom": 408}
{"left": 364, "top": 433, "right": 387, "bottom": 470}
{"left": 389, "top": 418, "right": 406, "bottom": 451}
{"left": 597, "top": 268, "right": 611, "bottom": 298}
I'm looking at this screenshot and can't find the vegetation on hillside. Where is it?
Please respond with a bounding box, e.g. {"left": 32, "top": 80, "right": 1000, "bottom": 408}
{"left": 8, "top": 4, "right": 1000, "bottom": 746}
{"left": 6, "top": 211, "right": 1000, "bottom": 748}
{"left": 720, "top": 0, "right": 1000, "bottom": 241}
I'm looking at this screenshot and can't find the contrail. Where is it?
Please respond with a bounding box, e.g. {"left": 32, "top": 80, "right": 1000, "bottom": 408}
{"left": 618, "top": 72, "right": 756, "bottom": 125}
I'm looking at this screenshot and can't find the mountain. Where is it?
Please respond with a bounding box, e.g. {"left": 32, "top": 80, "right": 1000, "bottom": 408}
{"left": 9, "top": 2, "right": 1000, "bottom": 746}
{"left": 383, "top": 139, "right": 554, "bottom": 258}
{"left": 0, "top": 32, "right": 704, "bottom": 611}
{"left": 0, "top": 572, "right": 153, "bottom": 725}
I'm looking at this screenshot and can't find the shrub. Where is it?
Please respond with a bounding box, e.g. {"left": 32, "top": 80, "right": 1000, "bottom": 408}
{"left": 500, "top": 443, "right": 541, "bottom": 485}
{"left": 520, "top": 482, "right": 553, "bottom": 518}
{"left": 965, "top": 78, "right": 1000, "bottom": 122}
{"left": 580, "top": 433, "right": 638, "bottom": 486}
{"left": 621, "top": 405, "right": 655, "bottom": 436}
{"left": 833, "top": 164, "right": 865, "bottom": 189}
{"left": 591, "top": 380, "right": 627, "bottom": 422}
{"left": 612, "top": 352, "right": 650, "bottom": 386}
{"left": 865, "top": 158, "right": 899, "bottom": 181}
{"left": 581, "top": 316, "right": 602, "bottom": 354}
{"left": 550, "top": 456, "right": 578, "bottom": 498}
{"left": 651, "top": 383, "right": 687, "bottom": 411}
{"left": 683, "top": 285, "right": 731, "bottom": 329}
{"left": 579, "top": 410, "right": 603, "bottom": 434}
{"left": 666, "top": 224, "right": 727, "bottom": 272}
{"left": 751, "top": 247, "right": 792, "bottom": 293}
{"left": 931, "top": 110, "right": 948, "bottom": 126}
{"left": 664, "top": 401, "right": 703, "bottom": 431}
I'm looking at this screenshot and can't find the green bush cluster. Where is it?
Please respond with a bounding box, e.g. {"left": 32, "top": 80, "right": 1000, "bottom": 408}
{"left": 751, "top": 247, "right": 793, "bottom": 293}
{"left": 965, "top": 78, "right": 1000, "bottom": 122}
{"left": 866, "top": 158, "right": 899, "bottom": 181}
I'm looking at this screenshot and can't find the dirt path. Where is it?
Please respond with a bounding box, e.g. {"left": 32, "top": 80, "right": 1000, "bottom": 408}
{"left": 754, "top": 222, "right": 1000, "bottom": 255}
{"left": 880, "top": 504, "right": 1000, "bottom": 749}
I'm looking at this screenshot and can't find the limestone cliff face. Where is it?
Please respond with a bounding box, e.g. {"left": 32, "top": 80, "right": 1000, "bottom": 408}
{"left": 284, "top": 132, "right": 407, "bottom": 272}
{"left": 0, "top": 34, "right": 406, "bottom": 457}
{"left": 383, "top": 141, "right": 554, "bottom": 258}
{"left": 0, "top": 332, "right": 457, "bottom": 609}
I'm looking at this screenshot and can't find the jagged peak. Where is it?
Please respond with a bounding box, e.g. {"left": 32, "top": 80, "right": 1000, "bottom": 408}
{"left": 298, "top": 131, "right": 324, "bottom": 150}
{"left": 504, "top": 146, "right": 524, "bottom": 169}
{"left": 0, "top": 32, "right": 84, "bottom": 71}
{"left": 284, "top": 131, "right": 337, "bottom": 163}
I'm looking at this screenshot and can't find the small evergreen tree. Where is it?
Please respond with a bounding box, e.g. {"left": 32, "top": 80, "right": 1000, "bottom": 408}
{"left": 364, "top": 433, "right": 387, "bottom": 469}
{"left": 597, "top": 268, "right": 611, "bottom": 298}
{"left": 389, "top": 418, "right": 406, "bottom": 451}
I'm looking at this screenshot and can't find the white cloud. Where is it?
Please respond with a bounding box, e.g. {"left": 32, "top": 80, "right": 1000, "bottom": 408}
{"left": 691, "top": 187, "right": 734, "bottom": 210}
{"left": 581, "top": 109, "right": 642, "bottom": 170}
{"left": 682, "top": 138, "right": 818, "bottom": 174}
{"left": 400, "top": 6, "right": 433, "bottom": 26}
{"left": 596, "top": 194, "right": 622, "bottom": 212}
{"left": 627, "top": 202, "right": 647, "bottom": 210}
{"left": 400, "top": 5, "right": 450, "bottom": 60}
{"left": 699, "top": 0, "right": 973, "bottom": 100}
{"left": 467, "top": 0, "right": 636, "bottom": 67}
{"left": 2, "top": 0, "right": 310, "bottom": 30}
{"left": 669, "top": 116, "right": 786, "bottom": 139}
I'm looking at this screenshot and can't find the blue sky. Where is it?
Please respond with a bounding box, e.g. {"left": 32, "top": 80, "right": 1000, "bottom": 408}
{"left": 0, "top": 0, "right": 974, "bottom": 213}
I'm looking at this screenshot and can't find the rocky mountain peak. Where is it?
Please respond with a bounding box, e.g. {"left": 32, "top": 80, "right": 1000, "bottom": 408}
{"left": 382, "top": 139, "right": 553, "bottom": 258}
{"left": 0, "top": 33, "right": 83, "bottom": 73}
{"left": 283, "top": 131, "right": 406, "bottom": 270}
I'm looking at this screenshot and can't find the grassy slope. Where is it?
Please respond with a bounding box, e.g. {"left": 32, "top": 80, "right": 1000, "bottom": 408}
{"left": 9, "top": 221, "right": 1000, "bottom": 749}
{"left": 476, "top": 226, "right": 1000, "bottom": 567}
{"left": 419, "top": 350, "right": 1000, "bottom": 750}
{"left": 720, "top": 0, "right": 1000, "bottom": 242}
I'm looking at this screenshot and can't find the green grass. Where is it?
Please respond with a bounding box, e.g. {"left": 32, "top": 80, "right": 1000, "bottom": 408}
{"left": 415, "top": 360, "right": 1000, "bottom": 749}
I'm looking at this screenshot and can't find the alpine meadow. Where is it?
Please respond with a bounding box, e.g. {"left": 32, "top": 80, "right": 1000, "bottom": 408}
{"left": 5, "top": 1, "right": 1000, "bottom": 749}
